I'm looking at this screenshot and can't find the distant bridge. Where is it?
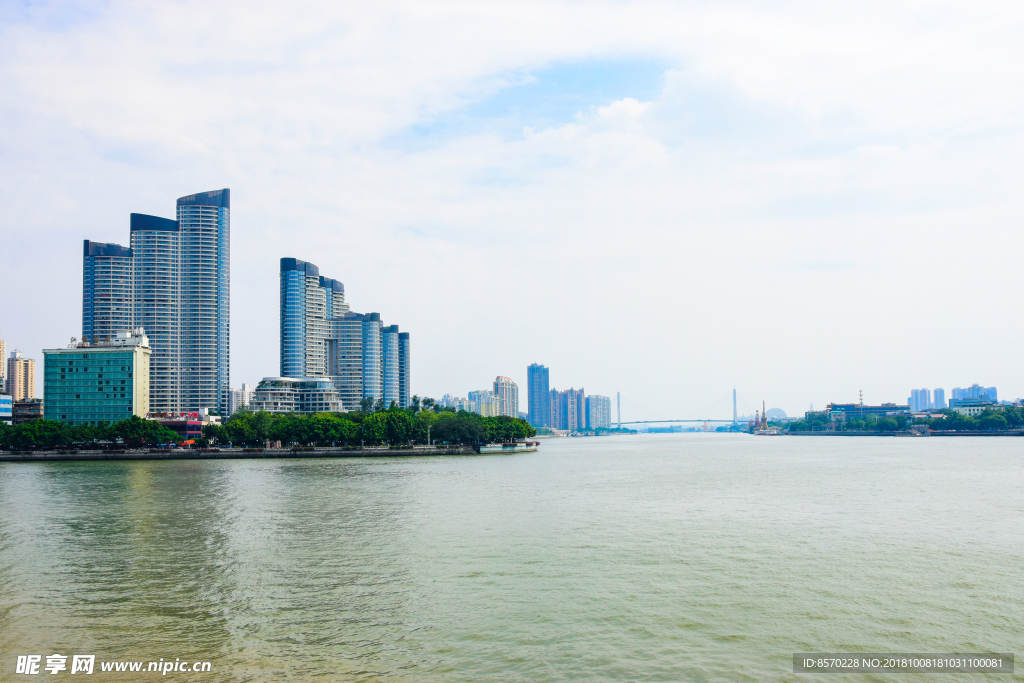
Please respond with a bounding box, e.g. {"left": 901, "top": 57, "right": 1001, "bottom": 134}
{"left": 616, "top": 419, "right": 736, "bottom": 426}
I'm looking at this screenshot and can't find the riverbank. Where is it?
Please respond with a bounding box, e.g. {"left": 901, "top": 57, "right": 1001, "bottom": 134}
{"left": 789, "top": 430, "right": 1024, "bottom": 436}
{"left": 0, "top": 443, "right": 539, "bottom": 462}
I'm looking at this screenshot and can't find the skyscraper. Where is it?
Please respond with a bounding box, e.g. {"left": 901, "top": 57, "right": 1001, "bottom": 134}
{"left": 952, "top": 384, "right": 997, "bottom": 402}
{"left": 177, "top": 190, "right": 230, "bottom": 414}
{"left": 551, "top": 387, "right": 585, "bottom": 430}
{"left": 381, "top": 325, "right": 399, "bottom": 408}
{"left": 527, "top": 363, "right": 551, "bottom": 428}
{"left": 933, "top": 388, "right": 946, "bottom": 409}
{"left": 131, "top": 212, "right": 180, "bottom": 414}
{"left": 278, "top": 258, "right": 406, "bottom": 412}
{"left": 398, "top": 332, "right": 410, "bottom": 409}
{"left": 83, "top": 241, "right": 133, "bottom": 344}
{"left": 0, "top": 339, "right": 5, "bottom": 390}
{"left": 586, "top": 395, "right": 611, "bottom": 429}
{"left": 84, "top": 189, "right": 230, "bottom": 415}
{"left": 493, "top": 376, "right": 519, "bottom": 417}
{"left": 909, "top": 388, "right": 932, "bottom": 412}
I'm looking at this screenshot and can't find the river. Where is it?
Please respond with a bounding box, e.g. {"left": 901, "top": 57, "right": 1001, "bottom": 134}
{"left": 1, "top": 434, "right": 1021, "bottom": 681}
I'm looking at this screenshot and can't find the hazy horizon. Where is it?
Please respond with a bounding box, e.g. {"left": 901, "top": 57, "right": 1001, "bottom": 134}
{"left": 3, "top": 0, "right": 1022, "bottom": 419}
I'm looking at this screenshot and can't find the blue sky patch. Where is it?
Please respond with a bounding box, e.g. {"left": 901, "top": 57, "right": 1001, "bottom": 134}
{"left": 388, "top": 57, "right": 671, "bottom": 150}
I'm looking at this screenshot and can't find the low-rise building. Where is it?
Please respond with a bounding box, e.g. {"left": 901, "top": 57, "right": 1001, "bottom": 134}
{"left": 827, "top": 403, "right": 911, "bottom": 421}
{"left": 249, "top": 377, "right": 344, "bottom": 413}
{"left": 13, "top": 399, "right": 44, "bottom": 424}
{"left": 157, "top": 419, "right": 204, "bottom": 443}
{"left": 948, "top": 399, "right": 998, "bottom": 417}
{"left": 42, "top": 330, "right": 151, "bottom": 424}
{"left": 1, "top": 394, "right": 13, "bottom": 425}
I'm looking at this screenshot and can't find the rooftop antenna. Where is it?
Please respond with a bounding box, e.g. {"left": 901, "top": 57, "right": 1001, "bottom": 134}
{"left": 859, "top": 390, "right": 863, "bottom": 406}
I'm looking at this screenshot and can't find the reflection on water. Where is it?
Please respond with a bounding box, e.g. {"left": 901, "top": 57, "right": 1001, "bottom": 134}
{"left": 2, "top": 436, "right": 1023, "bottom": 682}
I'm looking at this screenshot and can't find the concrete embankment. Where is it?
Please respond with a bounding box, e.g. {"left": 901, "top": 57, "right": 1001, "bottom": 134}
{"left": 0, "top": 445, "right": 539, "bottom": 463}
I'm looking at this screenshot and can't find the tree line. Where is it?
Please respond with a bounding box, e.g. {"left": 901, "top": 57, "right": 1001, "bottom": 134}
{"left": 0, "top": 400, "right": 536, "bottom": 450}
{"left": 202, "top": 407, "right": 535, "bottom": 447}
{"left": 0, "top": 415, "right": 179, "bottom": 450}
{"left": 789, "top": 407, "right": 1024, "bottom": 433}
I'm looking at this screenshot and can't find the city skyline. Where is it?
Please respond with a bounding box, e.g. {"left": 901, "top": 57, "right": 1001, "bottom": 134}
{"left": 4, "top": 2, "right": 1024, "bottom": 417}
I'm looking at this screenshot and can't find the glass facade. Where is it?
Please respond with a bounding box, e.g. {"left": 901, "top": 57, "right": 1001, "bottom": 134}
{"left": 527, "top": 363, "right": 551, "bottom": 427}
{"left": 381, "top": 325, "right": 399, "bottom": 408}
{"left": 131, "top": 213, "right": 180, "bottom": 414}
{"left": 278, "top": 258, "right": 405, "bottom": 412}
{"left": 361, "top": 314, "right": 382, "bottom": 402}
{"left": 177, "top": 190, "right": 230, "bottom": 414}
{"left": 398, "top": 332, "right": 410, "bottom": 409}
{"left": 83, "top": 241, "right": 133, "bottom": 344}
{"left": 280, "top": 265, "right": 308, "bottom": 377}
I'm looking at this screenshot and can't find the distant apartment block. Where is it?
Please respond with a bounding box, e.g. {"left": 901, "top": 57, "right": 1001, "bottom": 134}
{"left": 228, "top": 383, "right": 255, "bottom": 415}
{"left": 441, "top": 394, "right": 475, "bottom": 412}
{"left": 469, "top": 390, "right": 501, "bottom": 417}
{"left": 551, "top": 387, "right": 585, "bottom": 431}
{"left": 6, "top": 350, "right": 35, "bottom": 401}
{"left": 908, "top": 388, "right": 932, "bottom": 412}
{"left": 952, "top": 384, "right": 996, "bottom": 402}
{"left": 0, "top": 339, "right": 5, "bottom": 390}
{"left": 43, "top": 330, "right": 151, "bottom": 424}
{"left": 933, "top": 388, "right": 946, "bottom": 409}
{"left": 493, "top": 376, "right": 519, "bottom": 417}
{"left": 527, "top": 363, "right": 551, "bottom": 428}
{"left": 586, "top": 395, "right": 612, "bottom": 429}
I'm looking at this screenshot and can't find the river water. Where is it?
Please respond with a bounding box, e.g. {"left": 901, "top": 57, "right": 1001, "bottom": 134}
{"left": 1, "top": 434, "right": 1022, "bottom": 682}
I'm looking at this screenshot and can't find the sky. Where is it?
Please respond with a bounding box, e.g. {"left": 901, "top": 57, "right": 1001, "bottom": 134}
{"left": 2, "top": 0, "right": 1023, "bottom": 420}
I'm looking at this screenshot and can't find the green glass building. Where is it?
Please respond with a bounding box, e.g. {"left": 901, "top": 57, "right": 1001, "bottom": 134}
{"left": 43, "top": 330, "right": 151, "bottom": 424}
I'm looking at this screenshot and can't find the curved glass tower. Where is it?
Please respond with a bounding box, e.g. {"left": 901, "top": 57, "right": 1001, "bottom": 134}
{"left": 83, "top": 240, "right": 133, "bottom": 344}
{"left": 177, "top": 189, "right": 230, "bottom": 414}
{"left": 131, "top": 213, "right": 180, "bottom": 414}
{"left": 278, "top": 258, "right": 407, "bottom": 412}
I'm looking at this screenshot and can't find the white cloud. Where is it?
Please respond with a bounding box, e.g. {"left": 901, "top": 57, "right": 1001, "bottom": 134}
{"left": 2, "top": 0, "right": 1024, "bottom": 416}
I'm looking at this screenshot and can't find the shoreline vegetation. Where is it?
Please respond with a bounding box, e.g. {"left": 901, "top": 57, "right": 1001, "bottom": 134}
{"left": 0, "top": 396, "right": 536, "bottom": 451}
{"left": 786, "top": 407, "right": 1024, "bottom": 434}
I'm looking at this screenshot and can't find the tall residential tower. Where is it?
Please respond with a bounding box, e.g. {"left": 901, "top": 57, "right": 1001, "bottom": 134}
{"left": 278, "top": 258, "right": 410, "bottom": 411}
{"left": 83, "top": 189, "right": 230, "bottom": 414}
{"left": 527, "top": 363, "right": 551, "bottom": 428}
